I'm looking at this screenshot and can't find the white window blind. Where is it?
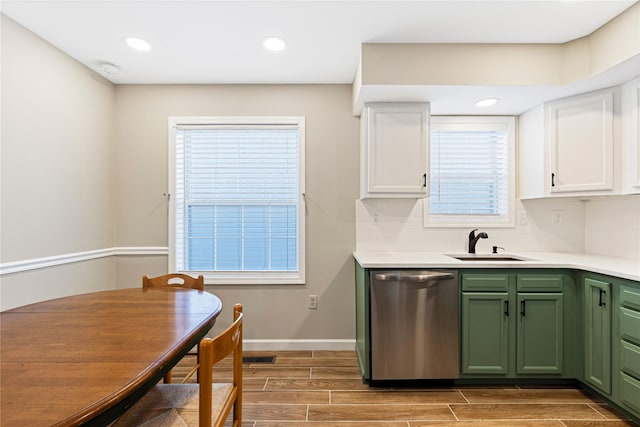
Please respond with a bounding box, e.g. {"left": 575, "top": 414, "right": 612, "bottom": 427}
{"left": 170, "top": 117, "right": 305, "bottom": 284}
{"left": 425, "top": 117, "right": 515, "bottom": 227}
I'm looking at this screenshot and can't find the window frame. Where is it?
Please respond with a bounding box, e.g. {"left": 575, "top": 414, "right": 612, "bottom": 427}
{"left": 168, "top": 116, "right": 306, "bottom": 285}
{"left": 423, "top": 116, "right": 516, "bottom": 228}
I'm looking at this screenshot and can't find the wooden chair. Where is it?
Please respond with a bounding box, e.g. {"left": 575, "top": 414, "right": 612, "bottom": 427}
{"left": 113, "top": 304, "right": 243, "bottom": 427}
{"left": 142, "top": 273, "right": 204, "bottom": 290}
{"left": 142, "top": 273, "right": 205, "bottom": 383}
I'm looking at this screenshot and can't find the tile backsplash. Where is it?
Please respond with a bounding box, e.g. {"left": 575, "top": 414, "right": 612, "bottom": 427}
{"left": 355, "top": 194, "right": 639, "bottom": 261}
{"left": 583, "top": 195, "right": 640, "bottom": 260}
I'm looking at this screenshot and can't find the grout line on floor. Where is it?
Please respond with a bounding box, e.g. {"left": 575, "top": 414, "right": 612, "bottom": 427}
{"left": 587, "top": 401, "right": 630, "bottom": 421}
{"left": 448, "top": 403, "right": 460, "bottom": 421}
{"left": 585, "top": 402, "right": 611, "bottom": 419}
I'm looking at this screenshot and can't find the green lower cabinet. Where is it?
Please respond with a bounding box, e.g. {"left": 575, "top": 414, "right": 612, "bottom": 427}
{"left": 617, "top": 281, "right": 640, "bottom": 417}
{"left": 461, "top": 292, "right": 509, "bottom": 374}
{"left": 517, "top": 293, "right": 563, "bottom": 374}
{"left": 621, "top": 372, "right": 640, "bottom": 413}
{"left": 621, "top": 340, "right": 640, "bottom": 393}
{"left": 580, "top": 273, "right": 640, "bottom": 422}
{"left": 584, "top": 277, "right": 612, "bottom": 394}
{"left": 461, "top": 271, "right": 571, "bottom": 378}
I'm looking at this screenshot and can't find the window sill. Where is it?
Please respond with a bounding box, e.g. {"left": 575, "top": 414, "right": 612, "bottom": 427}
{"left": 182, "top": 272, "right": 305, "bottom": 286}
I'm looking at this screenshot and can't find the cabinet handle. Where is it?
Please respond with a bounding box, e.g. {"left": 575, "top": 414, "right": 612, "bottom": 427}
{"left": 504, "top": 300, "right": 509, "bottom": 316}
{"left": 422, "top": 173, "right": 427, "bottom": 188}
{"left": 599, "top": 289, "right": 606, "bottom": 307}
{"left": 551, "top": 173, "right": 555, "bottom": 187}
{"left": 520, "top": 300, "right": 526, "bottom": 316}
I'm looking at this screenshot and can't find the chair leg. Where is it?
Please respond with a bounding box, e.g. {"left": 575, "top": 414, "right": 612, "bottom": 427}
{"left": 164, "top": 370, "right": 172, "bottom": 384}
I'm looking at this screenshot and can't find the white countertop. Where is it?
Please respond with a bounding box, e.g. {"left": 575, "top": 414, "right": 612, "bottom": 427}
{"left": 353, "top": 251, "right": 640, "bottom": 282}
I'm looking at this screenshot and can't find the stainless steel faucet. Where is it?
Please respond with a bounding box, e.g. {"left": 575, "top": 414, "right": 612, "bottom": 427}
{"left": 468, "top": 229, "right": 488, "bottom": 254}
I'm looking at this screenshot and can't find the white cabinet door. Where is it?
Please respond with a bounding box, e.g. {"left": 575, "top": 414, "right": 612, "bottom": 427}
{"left": 546, "top": 89, "right": 615, "bottom": 193}
{"left": 361, "top": 103, "right": 429, "bottom": 198}
{"left": 519, "top": 105, "right": 546, "bottom": 199}
{"left": 622, "top": 78, "right": 640, "bottom": 194}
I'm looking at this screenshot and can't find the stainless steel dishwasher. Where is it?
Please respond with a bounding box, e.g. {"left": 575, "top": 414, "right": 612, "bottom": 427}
{"left": 370, "top": 270, "right": 459, "bottom": 380}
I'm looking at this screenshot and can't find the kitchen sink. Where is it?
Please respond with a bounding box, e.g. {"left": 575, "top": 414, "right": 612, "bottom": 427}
{"left": 447, "top": 254, "right": 529, "bottom": 262}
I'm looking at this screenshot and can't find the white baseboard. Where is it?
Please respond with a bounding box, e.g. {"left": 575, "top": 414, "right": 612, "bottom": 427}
{"left": 243, "top": 339, "right": 356, "bottom": 351}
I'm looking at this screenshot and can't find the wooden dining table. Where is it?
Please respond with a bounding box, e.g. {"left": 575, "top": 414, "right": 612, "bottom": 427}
{"left": 0, "top": 287, "right": 223, "bottom": 426}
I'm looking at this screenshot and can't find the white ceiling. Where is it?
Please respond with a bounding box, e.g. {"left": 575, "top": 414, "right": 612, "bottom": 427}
{"left": 1, "top": 0, "right": 639, "bottom": 113}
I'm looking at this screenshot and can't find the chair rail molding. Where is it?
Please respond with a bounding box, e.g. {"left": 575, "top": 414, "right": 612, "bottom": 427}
{"left": 0, "top": 247, "right": 169, "bottom": 276}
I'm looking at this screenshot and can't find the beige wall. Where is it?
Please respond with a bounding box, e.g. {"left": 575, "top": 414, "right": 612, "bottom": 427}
{"left": 1, "top": 15, "right": 116, "bottom": 310}
{"left": 587, "top": 2, "right": 640, "bottom": 77}
{"left": 1, "top": 259, "right": 116, "bottom": 310}
{"left": 1, "top": 16, "right": 360, "bottom": 341}
{"left": 360, "top": 43, "right": 566, "bottom": 86}
{"left": 113, "top": 84, "right": 360, "bottom": 339}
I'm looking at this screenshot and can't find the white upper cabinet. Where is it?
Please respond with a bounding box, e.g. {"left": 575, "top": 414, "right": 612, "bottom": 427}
{"left": 547, "top": 89, "right": 615, "bottom": 194}
{"left": 621, "top": 77, "right": 640, "bottom": 194}
{"left": 519, "top": 87, "right": 620, "bottom": 199}
{"left": 360, "top": 102, "right": 429, "bottom": 199}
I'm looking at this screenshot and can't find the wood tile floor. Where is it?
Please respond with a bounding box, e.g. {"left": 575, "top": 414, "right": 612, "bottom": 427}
{"left": 172, "top": 350, "right": 638, "bottom": 427}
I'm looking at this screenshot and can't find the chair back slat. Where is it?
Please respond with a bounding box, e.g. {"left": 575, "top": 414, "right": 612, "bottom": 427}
{"left": 142, "top": 273, "right": 204, "bottom": 290}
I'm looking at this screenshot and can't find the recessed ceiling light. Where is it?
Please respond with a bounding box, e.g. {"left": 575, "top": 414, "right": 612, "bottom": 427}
{"left": 124, "top": 36, "right": 151, "bottom": 52}
{"left": 262, "top": 36, "right": 286, "bottom": 52}
{"left": 475, "top": 98, "right": 500, "bottom": 108}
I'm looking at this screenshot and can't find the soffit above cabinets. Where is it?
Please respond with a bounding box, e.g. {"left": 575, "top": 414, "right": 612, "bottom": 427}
{"left": 353, "top": 54, "right": 640, "bottom": 116}
{"left": 352, "top": 3, "right": 640, "bottom": 116}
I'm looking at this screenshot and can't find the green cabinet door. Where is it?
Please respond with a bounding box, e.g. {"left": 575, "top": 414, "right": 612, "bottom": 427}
{"left": 584, "top": 277, "right": 611, "bottom": 394}
{"left": 461, "top": 292, "right": 510, "bottom": 374}
{"left": 517, "top": 293, "right": 564, "bottom": 374}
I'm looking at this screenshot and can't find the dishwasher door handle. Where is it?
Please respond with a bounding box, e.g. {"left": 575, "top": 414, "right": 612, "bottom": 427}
{"left": 374, "top": 272, "right": 454, "bottom": 282}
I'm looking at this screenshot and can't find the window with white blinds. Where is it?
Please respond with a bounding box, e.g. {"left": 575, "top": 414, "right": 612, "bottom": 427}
{"left": 169, "top": 117, "right": 305, "bottom": 284}
{"left": 424, "top": 116, "right": 515, "bottom": 227}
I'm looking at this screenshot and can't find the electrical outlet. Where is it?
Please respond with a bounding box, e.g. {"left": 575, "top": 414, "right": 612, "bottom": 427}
{"left": 518, "top": 211, "right": 528, "bottom": 225}
{"left": 308, "top": 295, "right": 317, "bottom": 309}
{"left": 552, "top": 210, "right": 563, "bottom": 226}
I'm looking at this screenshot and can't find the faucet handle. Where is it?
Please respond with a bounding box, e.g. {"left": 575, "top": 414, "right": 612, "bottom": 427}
{"left": 492, "top": 246, "right": 505, "bottom": 254}
{"left": 469, "top": 228, "right": 478, "bottom": 239}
